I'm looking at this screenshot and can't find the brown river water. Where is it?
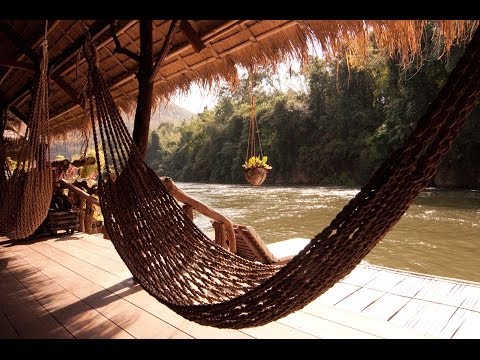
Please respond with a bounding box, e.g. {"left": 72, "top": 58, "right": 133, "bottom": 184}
{"left": 178, "top": 182, "right": 480, "bottom": 283}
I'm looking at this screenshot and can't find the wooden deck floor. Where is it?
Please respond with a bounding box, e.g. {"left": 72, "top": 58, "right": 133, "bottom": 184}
{"left": 1, "top": 233, "right": 478, "bottom": 339}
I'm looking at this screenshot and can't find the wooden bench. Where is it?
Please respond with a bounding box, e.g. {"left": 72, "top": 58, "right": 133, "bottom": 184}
{"left": 36, "top": 210, "right": 80, "bottom": 236}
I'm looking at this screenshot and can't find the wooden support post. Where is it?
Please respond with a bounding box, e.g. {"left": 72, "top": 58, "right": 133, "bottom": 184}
{"left": 182, "top": 204, "right": 194, "bottom": 220}
{"left": 84, "top": 201, "right": 94, "bottom": 234}
{"left": 78, "top": 197, "right": 86, "bottom": 232}
{"left": 212, "top": 221, "right": 227, "bottom": 249}
{"left": 132, "top": 20, "right": 154, "bottom": 158}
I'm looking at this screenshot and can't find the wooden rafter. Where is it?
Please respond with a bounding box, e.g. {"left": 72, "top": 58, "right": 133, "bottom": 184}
{"left": 49, "top": 20, "right": 112, "bottom": 75}
{"left": 0, "top": 20, "right": 60, "bottom": 88}
{"left": 180, "top": 20, "right": 206, "bottom": 53}
{"left": 8, "top": 106, "right": 27, "bottom": 123}
{"left": 110, "top": 21, "right": 140, "bottom": 62}
{"left": 8, "top": 20, "right": 132, "bottom": 110}
{"left": 0, "top": 88, "right": 28, "bottom": 123}
{"left": 50, "top": 20, "right": 246, "bottom": 122}
{"left": 150, "top": 20, "right": 180, "bottom": 83}
{"left": 0, "top": 22, "right": 82, "bottom": 109}
{"left": 0, "top": 56, "right": 36, "bottom": 71}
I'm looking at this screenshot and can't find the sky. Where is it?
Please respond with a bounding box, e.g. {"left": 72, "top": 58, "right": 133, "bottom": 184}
{"left": 171, "top": 58, "right": 309, "bottom": 114}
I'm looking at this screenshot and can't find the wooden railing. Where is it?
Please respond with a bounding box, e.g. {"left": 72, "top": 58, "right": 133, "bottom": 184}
{"left": 58, "top": 177, "right": 236, "bottom": 252}
{"left": 59, "top": 179, "right": 100, "bottom": 235}
{"left": 161, "top": 177, "right": 236, "bottom": 253}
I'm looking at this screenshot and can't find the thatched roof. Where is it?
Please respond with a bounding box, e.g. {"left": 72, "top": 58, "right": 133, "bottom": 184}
{"left": 0, "top": 20, "right": 477, "bottom": 138}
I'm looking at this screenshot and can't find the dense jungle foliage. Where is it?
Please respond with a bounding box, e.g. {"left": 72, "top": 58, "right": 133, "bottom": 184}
{"left": 145, "top": 36, "right": 480, "bottom": 188}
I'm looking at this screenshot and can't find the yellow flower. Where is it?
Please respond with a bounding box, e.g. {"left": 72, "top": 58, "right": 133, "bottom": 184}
{"left": 242, "top": 156, "right": 272, "bottom": 169}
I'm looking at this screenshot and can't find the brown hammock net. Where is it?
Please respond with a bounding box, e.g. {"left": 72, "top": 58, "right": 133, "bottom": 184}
{"left": 83, "top": 28, "right": 480, "bottom": 329}
{"left": 0, "top": 39, "right": 52, "bottom": 240}
{"left": 0, "top": 111, "right": 11, "bottom": 211}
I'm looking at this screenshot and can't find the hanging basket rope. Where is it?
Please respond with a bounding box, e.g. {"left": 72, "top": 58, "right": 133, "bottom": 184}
{"left": 243, "top": 72, "right": 271, "bottom": 186}
{"left": 82, "top": 28, "right": 480, "bottom": 329}
{"left": 0, "top": 23, "right": 52, "bottom": 240}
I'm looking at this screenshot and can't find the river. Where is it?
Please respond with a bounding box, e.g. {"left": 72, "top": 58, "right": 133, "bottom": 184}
{"left": 177, "top": 182, "right": 480, "bottom": 283}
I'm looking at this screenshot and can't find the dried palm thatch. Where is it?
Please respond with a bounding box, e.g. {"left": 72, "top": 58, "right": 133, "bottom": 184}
{"left": 0, "top": 19, "right": 477, "bottom": 139}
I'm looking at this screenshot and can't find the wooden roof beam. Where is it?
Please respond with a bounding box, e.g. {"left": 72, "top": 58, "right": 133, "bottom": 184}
{"left": 150, "top": 20, "right": 180, "bottom": 83}
{"left": 49, "top": 20, "right": 112, "bottom": 75}
{"left": 110, "top": 22, "right": 140, "bottom": 62}
{"left": 0, "top": 20, "right": 60, "bottom": 88}
{"left": 7, "top": 20, "right": 117, "bottom": 109}
{"left": 0, "top": 89, "right": 28, "bottom": 123}
{"left": 0, "top": 22, "right": 83, "bottom": 109}
{"left": 50, "top": 20, "right": 247, "bottom": 122}
{"left": 8, "top": 106, "right": 27, "bottom": 123}
{"left": 0, "top": 56, "right": 36, "bottom": 71}
{"left": 180, "top": 20, "right": 206, "bottom": 53}
{"left": 0, "top": 22, "right": 41, "bottom": 64}
{"left": 55, "top": 20, "right": 138, "bottom": 78}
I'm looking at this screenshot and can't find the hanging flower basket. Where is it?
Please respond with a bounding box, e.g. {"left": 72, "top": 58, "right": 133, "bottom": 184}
{"left": 243, "top": 156, "right": 272, "bottom": 186}
{"left": 244, "top": 166, "right": 269, "bottom": 186}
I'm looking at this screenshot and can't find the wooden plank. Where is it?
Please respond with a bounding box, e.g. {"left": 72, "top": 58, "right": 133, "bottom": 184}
{"left": 5, "top": 244, "right": 193, "bottom": 339}
{"left": 4, "top": 233, "right": 480, "bottom": 339}
{"left": 301, "top": 301, "right": 430, "bottom": 339}
{"left": 389, "top": 299, "right": 458, "bottom": 337}
{"left": 10, "top": 241, "right": 252, "bottom": 339}
{"left": 1, "top": 297, "right": 73, "bottom": 339}
{"left": 111, "top": 288, "right": 253, "bottom": 339}
{"left": 450, "top": 310, "right": 480, "bottom": 339}
{"left": 436, "top": 308, "right": 479, "bottom": 339}
{"left": 3, "top": 253, "right": 132, "bottom": 339}
{"left": 1, "top": 248, "right": 131, "bottom": 338}
{"left": 415, "top": 280, "right": 480, "bottom": 309}
{"left": 0, "top": 262, "right": 73, "bottom": 339}
{"left": 2, "top": 238, "right": 313, "bottom": 339}
{"left": 77, "top": 234, "right": 115, "bottom": 249}
{"left": 46, "top": 238, "right": 131, "bottom": 278}
{"left": 359, "top": 293, "right": 410, "bottom": 321}
{"left": 0, "top": 308, "right": 18, "bottom": 338}
{"left": 334, "top": 287, "right": 385, "bottom": 313}
{"left": 19, "top": 239, "right": 269, "bottom": 339}
{"left": 340, "top": 266, "right": 380, "bottom": 287}
{"left": 278, "top": 311, "right": 379, "bottom": 339}
{"left": 413, "top": 280, "right": 460, "bottom": 306}
{"left": 313, "top": 282, "right": 360, "bottom": 306}
{"left": 64, "top": 237, "right": 124, "bottom": 263}
{"left": 389, "top": 277, "right": 434, "bottom": 298}
{"left": 361, "top": 270, "right": 407, "bottom": 293}
{"left": 456, "top": 285, "right": 480, "bottom": 312}
{"left": 241, "top": 321, "right": 318, "bottom": 339}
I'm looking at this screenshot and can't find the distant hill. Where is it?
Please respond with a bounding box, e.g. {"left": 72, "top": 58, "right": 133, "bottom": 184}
{"left": 124, "top": 103, "right": 194, "bottom": 133}
{"left": 50, "top": 103, "right": 194, "bottom": 161}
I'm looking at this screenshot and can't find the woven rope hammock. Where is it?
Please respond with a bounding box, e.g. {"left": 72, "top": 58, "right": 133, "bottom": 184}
{"left": 83, "top": 28, "right": 480, "bottom": 329}
{"left": 0, "top": 37, "right": 52, "bottom": 240}
{"left": 0, "top": 111, "right": 11, "bottom": 212}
